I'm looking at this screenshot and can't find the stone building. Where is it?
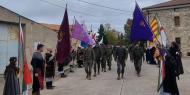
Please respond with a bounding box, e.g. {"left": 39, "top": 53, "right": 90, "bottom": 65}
{"left": 0, "top": 6, "right": 57, "bottom": 74}
{"left": 42, "top": 23, "right": 80, "bottom": 51}
{"left": 143, "top": 0, "right": 190, "bottom": 57}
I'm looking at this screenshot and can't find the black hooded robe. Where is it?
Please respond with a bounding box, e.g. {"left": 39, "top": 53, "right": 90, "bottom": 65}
{"left": 3, "top": 65, "right": 20, "bottom": 95}
{"left": 163, "top": 54, "right": 179, "bottom": 95}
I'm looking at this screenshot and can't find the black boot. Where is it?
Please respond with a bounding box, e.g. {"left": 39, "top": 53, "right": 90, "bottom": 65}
{"left": 117, "top": 75, "right": 121, "bottom": 80}
{"left": 61, "top": 73, "right": 67, "bottom": 78}
{"left": 46, "top": 82, "right": 52, "bottom": 89}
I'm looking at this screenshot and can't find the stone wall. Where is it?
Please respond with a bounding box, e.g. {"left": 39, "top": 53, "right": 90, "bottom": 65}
{"left": 144, "top": 7, "right": 190, "bottom": 56}
{"left": 0, "top": 6, "right": 57, "bottom": 61}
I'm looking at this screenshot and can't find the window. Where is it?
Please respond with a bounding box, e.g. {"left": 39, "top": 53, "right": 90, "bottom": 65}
{"left": 174, "top": 16, "right": 180, "bottom": 26}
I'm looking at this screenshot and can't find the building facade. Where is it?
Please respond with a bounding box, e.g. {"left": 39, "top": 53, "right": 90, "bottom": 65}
{"left": 143, "top": 0, "right": 190, "bottom": 57}
{"left": 0, "top": 6, "right": 57, "bottom": 74}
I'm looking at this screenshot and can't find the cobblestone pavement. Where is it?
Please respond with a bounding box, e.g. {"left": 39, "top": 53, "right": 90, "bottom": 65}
{"left": 41, "top": 58, "right": 190, "bottom": 95}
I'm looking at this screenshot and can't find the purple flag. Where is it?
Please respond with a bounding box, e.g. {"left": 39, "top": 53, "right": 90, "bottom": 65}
{"left": 131, "top": 3, "right": 153, "bottom": 42}
{"left": 72, "top": 20, "right": 95, "bottom": 45}
{"left": 56, "top": 7, "right": 71, "bottom": 64}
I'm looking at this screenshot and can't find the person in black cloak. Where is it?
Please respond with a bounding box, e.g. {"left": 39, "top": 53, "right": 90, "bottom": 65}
{"left": 31, "top": 44, "right": 45, "bottom": 95}
{"left": 163, "top": 53, "right": 180, "bottom": 95}
{"left": 169, "top": 42, "right": 184, "bottom": 77}
{"left": 45, "top": 48, "right": 55, "bottom": 89}
{"left": 150, "top": 47, "right": 157, "bottom": 65}
{"left": 146, "top": 46, "right": 151, "bottom": 64}
{"left": 3, "top": 57, "right": 20, "bottom": 95}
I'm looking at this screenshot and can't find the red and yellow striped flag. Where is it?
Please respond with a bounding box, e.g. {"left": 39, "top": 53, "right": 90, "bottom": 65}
{"left": 150, "top": 17, "right": 161, "bottom": 44}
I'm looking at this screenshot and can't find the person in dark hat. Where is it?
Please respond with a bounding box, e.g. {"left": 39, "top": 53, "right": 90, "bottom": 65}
{"left": 162, "top": 53, "right": 180, "bottom": 95}
{"left": 31, "top": 44, "right": 45, "bottom": 95}
{"left": 3, "top": 57, "right": 20, "bottom": 95}
{"left": 45, "top": 48, "right": 55, "bottom": 89}
{"left": 169, "top": 42, "right": 184, "bottom": 77}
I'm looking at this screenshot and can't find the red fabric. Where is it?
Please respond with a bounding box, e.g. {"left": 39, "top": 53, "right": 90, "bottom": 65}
{"left": 162, "top": 61, "right": 166, "bottom": 80}
{"left": 23, "top": 56, "right": 32, "bottom": 85}
{"left": 56, "top": 7, "right": 71, "bottom": 64}
{"left": 37, "top": 69, "right": 44, "bottom": 90}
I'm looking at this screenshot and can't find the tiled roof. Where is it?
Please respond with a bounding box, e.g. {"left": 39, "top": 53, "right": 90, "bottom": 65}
{"left": 41, "top": 23, "right": 73, "bottom": 32}
{"left": 41, "top": 23, "right": 60, "bottom": 31}
{"left": 144, "top": 0, "right": 190, "bottom": 10}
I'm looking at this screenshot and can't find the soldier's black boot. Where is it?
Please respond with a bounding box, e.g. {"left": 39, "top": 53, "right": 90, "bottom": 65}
{"left": 86, "top": 74, "right": 89, "bottom": 79}
{"left": 61, "top": 73, "right": 67, "bottom": 78}
{"left": 88, "top": 76, "right": 91, "bottom": 80}
{"left": 88, "top": 73, "right": 91, "bottom": 80}
{"left": 121, "top": 74, "right": 124, "bottom": 79}
{"left": 93, "top": 73, "right": 96, "bottom": 77}
{"left": 108, "top": 66, "right": 111, "bottom": 71}
{"left": 117, "top": 74, "right": 121, "bottom": 80}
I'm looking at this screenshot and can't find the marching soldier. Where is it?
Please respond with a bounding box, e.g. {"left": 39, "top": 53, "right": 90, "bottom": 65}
{"left": 77, "top": 47, "right": 84, "bottom": 68}
{"left": 84, "top": 45, "right": 95, "bottom": 80}
{"left": 128, "top": 44, "right": 135, "bottom": 62}
{"left": 100, "top": 44, "right": 107, "bottom": 72}
{"left": 113, "top": 45, "right": 117, "bottom": 59}
{"left": 133, "top": 42, "right": 144, "bottom": 77}
{"left": 115, "top": 45, "right": 128, "bottom": 80}
{"left": 93, "top": 43, "right": 102, "bottom": 76}
{"left": 106, "top": 44, "right": 113, "bottom": 71}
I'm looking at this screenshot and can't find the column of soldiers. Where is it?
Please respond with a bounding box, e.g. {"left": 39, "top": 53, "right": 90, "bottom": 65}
{"left": 82, "top": 43, "right": 114, "bottom": 80}
{"left": 80, "top": 42, "right": 145, "bottom": 80}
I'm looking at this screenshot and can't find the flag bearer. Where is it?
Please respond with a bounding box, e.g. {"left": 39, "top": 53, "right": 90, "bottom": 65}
{"left": 84, "top": 45, "right": 95, "bottom": 80}
{"left": 133, "top": 42, "right": 144, "bottom": 77}
{"left": 115, "top": 45, "right": 127, "bottom": 80}
{"left": 93, "top": 43, "right": 102, "bottom": 76}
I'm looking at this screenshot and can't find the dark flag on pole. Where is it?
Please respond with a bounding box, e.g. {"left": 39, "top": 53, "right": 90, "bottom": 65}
{"left": 131, "top": 3, "right": 153, "bottom": 42}
{"left": 56, "top": 7, "right": 71, "bottom": 64}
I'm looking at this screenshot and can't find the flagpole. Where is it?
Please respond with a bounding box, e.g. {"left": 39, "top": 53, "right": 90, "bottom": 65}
{"left": 156, "top": 15, "right": 170, "bottom": 46}
{"left": 18, "top": 17, "right": 21, "bottom": 68}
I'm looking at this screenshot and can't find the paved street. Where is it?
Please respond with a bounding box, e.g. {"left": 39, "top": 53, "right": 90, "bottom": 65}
{"left": 0, "top": 59, "right": 189, "bottom": 95}
{"left": 41, "top": 58, "right": 190, "bottom": 95}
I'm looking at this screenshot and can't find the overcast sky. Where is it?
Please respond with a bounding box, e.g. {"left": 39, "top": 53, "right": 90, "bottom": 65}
{"left": 0, "top": 0, "right": 169, "bottom": 32}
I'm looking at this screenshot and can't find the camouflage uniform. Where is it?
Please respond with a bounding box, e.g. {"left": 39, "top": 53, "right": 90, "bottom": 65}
{"left": 113, "top": 45, "right": 117, "bottom": 59}
{"left": 84, "top": 46, "right": 95, "bottom": 80}
{"left": 100, "top": 44, "right": 107, "bottom": 72}
{"left": 133, "top": 44, "right": 144, "bottom": 76}
{"left": 115, "top": 46, "right": 128, "bottom": 80}
{"left": 128, "top": 44, "right": 135, "bottom": 62}
{"left": 106, "top": 45, "right": 113, "bottom": 71}
{"left": 77, "top": 48, "right": 84, "bottom": 68}
{"left": 93, "top": 44, "right": 102, "bottom": 75}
